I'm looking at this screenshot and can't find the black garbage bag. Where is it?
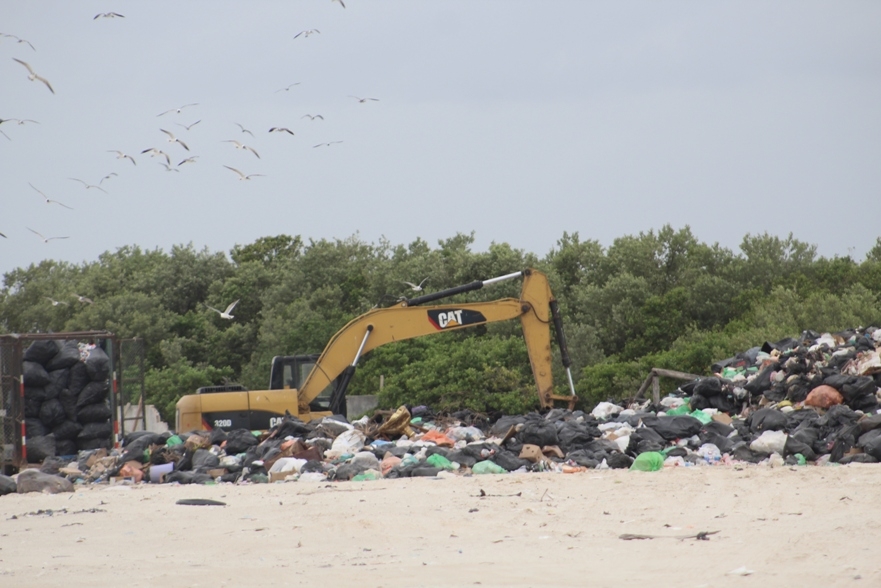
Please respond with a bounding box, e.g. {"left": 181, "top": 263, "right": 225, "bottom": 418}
{"left": 24, "top": 340, "right": 59, "bottom": 365}
{"left": 635, "top": 439, "right": 665, "bottom": 454}
{"left": 164, "top": 471, "right": 197, "bottom": 484}
{"left": 28, "top": 434, "right": 56, "bottom": 462}
{"left": 225, "top": 429, "right": 259, "bottom": 454}
{"left": 39, "top": 398, "right": 66, "bottom": 428}
{"left": 55, "top": 439, "right": 78, "bottom": 457}
{"left": 270, "top": 418, "right": 310, "bottom": 439}
{"left": 783, "top": 436, "right": 817, "bottom": 461}
{"left": 490, "top": 415, "right": 525, "bottom": 437}
{"left": 557, "top": 422, "right": 599, "bottom": 452}
{"left": 731, "top": 442, "right": 765, "bottom": 464}
{"left": 46, "top": 340, "right": 81, "bottom": 371}
{"left": 425, "top": 446, "right": 450, "bottom": 459}
{"left": 744, "top": 364, "right": 776, "bottom": 396}
{"left": 24, "top": 395, "right": 42, "bottom": 419}
{"left": 331, "top": 462, "right": 368, "bottom": 481}
{"left": 44, "top": 369, "right": 70, "bottom": 400}
{"left": 519, "top": 420, "right": 558, "bottom": 447}
{"left": 0, "top": 475, "right": 17, "bottom": 496}
{"left": 76, "top": 381, "right": 109, "bottom": 408}
{"left": 23, "top": 361, "right": 51, "bottom": 387}
{"left": 633, "top": 426, "right": 666, "bottom": 444}
{"left": 840, "top": 453, "right": 878, "bottom": 464}
{"left": 763, "top": 385, "right": 788, "bottom": 403}
{"left": 122, "top": 431, "right": 164, "bottom": 447}
{"left": 503, "top": 437, "right": 523, "bottom": 455}
{"left": 68, "top": 362, "right": 89, "bottom": 395}
{"left": 77, "top": 402, "right": 112, "bottom": 423}
{"left": 642, "top": 415, "right": 703, "bottom": 441}
{"left": 446, "top": 449, "right": 477, "bottom": 468}
{"left": 606, "top": 453, "right": 634, "bottom": 469}
{"left": 491, "top": 450, "right": 530, "bottom": 471}
{"left": 857, "top": 428, "right": 881, "bottom": 460}
{"left": 77, "top": 437, "right": 111, "bottom": 451}
{"left": 748, "top": 408, "right": 787, "bottom": 433}
{"left": 841, "top": 377, "right": 879, "bottom": 412}
{"left": 565, "top": 449, "right": 599, "bottom": 468}
{"left": 192, "top": 448, "right": 220, "bottom": 471}
{"left": 24, "top": 385, "right": 47, "bottom": 403}
{"left": 411, "top": 465, "right": 441, "bottom": 477}
{"left": 817, "top": 404, "right": 860, "bottom": 428}
{"left": 78, "top": 420, "right": 112, "bottom": 441}
{"left": 40, "top": 456, "right": 69, "bottom": 475}
{"left": 704, "top": 432, "right": 737, "bottom": 454}
{"left": 210, "top": 428, "right": 228, "bottom": 447}
{"left": 694, "top": 377, "right": 723, "bottom": 397}
{"left": 59, "top": 388, "right": 78, "bottom": 421}
{"left": 26, "top": 418, "right": 47, "bottom": 438}
{"left": 52, "top": 420, "right": 83, "bottom": 441}
{"left": 84, "top": 347, "right": 111, "bottom": 381}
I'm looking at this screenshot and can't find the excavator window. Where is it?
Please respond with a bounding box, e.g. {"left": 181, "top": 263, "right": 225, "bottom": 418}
{"left": 269, "top": 355, "right": 335, "bottom": 412}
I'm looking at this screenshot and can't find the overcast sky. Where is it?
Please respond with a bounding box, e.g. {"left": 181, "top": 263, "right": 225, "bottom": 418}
{"left": 2, "top": 2, "right": 879, "bottom": 276}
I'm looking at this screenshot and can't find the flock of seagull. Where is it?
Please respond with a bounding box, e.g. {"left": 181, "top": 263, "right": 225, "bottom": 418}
{"left": 2, "top": 2, "right": 376, "bottom": 258}
{"left": 2, "top": 3, "right": 396, "bottom": 313}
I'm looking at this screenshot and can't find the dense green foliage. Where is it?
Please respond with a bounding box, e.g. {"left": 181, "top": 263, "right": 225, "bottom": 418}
{"left": 3, "top": 227, "right": 881, "bottom": 421}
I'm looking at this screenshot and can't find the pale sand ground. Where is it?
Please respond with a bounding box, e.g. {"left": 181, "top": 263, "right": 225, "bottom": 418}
{"left": 0, "top": 465, "right": 879, "bottom": 588}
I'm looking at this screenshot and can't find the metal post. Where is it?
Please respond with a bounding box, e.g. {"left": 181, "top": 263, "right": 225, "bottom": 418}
{"left": 19, "top": 375, "right": 26, "bottom": 465}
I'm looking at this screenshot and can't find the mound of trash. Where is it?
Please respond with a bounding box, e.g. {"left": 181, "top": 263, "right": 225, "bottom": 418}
{"left": 4, "top": 327, "right": 881, "bottom": 492}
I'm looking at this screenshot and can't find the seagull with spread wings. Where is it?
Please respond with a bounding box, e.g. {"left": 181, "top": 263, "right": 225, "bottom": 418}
{"left": 160, "top": 128, "right": 189, "bottom": 151}
{"left": 175, "top": 120, "right": 201, "bottom": 131}
{"left": 222, "top": 140, "right": 260, "bottom": 158}
{"left": 108, "top": 150, "right": 136, "bottom": 165}
{"left": 69, "top": 178, "right": 108, "bottom": 193}
{"left": 349, "top": 95, "right": 379, "bottom": 103}
{"left": 2, "top": 34, "right": 35, "bottom": 51}
{"left": 12, "top": 58, "right": 54, "bottom": 94}
{"left": 274, "top": 83, "right": 300, "bottom": 93}
{"left": 141, "top": 147, "right": 171, "bottom": 165}
{"left": 403, "top": 278, "right": 429, "bottom": 292}
{"left": 45, "top": 297, "right": 69, "bottom": 307}
{"left": 269, "top": 127, "right": 294, "bottom": 135}
{"left": 27, "top": 227, "right": 69, "bottom": 243}
{"left": 157, "top": 103, "right": 198, "bottom": 117}
{"left": 294, "top": 29, "right": 320, "bottom": 39}
{"left": 94, "top": 12, "right": 124, "bottom": 19}
{"left": 223, "top": 166, "right": 264, "bottom": 181}
{"left": 30, "top": 183, "right": 73, "bottom": 209}
{"left": 313, "top": 141, "right": 343, "bottom": 148}
{"left": 301, "top": 114, "right": 324, "bottom": 121}
{"left": 235, "top": 123, "right": 255, "bottom": 137}
{"left": 205, "top": 300, "right": 239, "bottom": 320}
{"left": 72, "top": 294, "right": 94, "bottom": 304}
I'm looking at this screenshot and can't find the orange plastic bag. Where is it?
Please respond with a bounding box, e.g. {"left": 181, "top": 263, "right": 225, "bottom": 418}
{"left": 421, "top": 429, "right": 455, "bottom": 447}
{"left": 805, "top": 385, "right": 844, "bottom": 408}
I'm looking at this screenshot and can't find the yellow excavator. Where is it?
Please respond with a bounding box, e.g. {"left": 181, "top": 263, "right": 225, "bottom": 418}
{"left": 175, "top": 268, "right": 577, "bottom": 432}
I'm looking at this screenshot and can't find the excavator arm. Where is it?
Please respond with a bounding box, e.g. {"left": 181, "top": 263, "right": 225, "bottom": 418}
{"left": 296, "top": 269, "right": 577, "bottom": 414}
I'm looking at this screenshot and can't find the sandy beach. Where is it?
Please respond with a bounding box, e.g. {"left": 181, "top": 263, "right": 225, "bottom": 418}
{"left": 1, "top": 464, "right": 879, "bottom": 587}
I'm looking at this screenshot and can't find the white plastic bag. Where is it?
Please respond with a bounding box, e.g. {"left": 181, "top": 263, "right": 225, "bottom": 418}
{"left": 591, "top": 401, "right": 622, "bottom": 419}
{"left": 750, "top": 430, "right": 787, "bottom": 455}
{"left": 331, "top": 428, "right": 366, "bottom": 454}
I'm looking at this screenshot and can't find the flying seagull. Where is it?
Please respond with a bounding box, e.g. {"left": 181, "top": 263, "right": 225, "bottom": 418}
{"left": 2, "top": 34, "right": 35, "bottom": 51}
{"left": 293, "top": 29, "right": 320, "bottom": 39}
{"left": 332, "top": 0, "right": 346, "bottom": 8}
{"left": 72, "top": 294, "right": 94, "bottom": 304}
{"left": 403, "top": 278, "right": 429, "bottom": 292}
{"left": 222, "top": 140, "right": 260, "bottom": 158}
{"left": 234, "top": 122, "right": 254, "bottom": 137}
{"left": 30, "top": 183, "right": 74, "bottom": 209}
{"left": 313, "top": 141, "right": 343, "bottom": 148}
{"left": 223, "top": 165, "right": 264, "bottom": 181}
{"left": 0, "top": 130, "right": 9, "bottom": 141}
{"left": 178, "top": 156, "right": 199, "bottom": 166}
{"left": 158, "top": 162, "right": 179, "bottom": 172}
{"left": 2, "top": 118, "right": 39, "bottom": 125}
{"left": 160, "top": 128, "right": 189, "bottom": 150}
{"left": 175, "top": 120, "right": 201, "bottom": 131}
{"left": 301, "top": 114, "right": 324, "bottom": 121}
{"left": 69, "top": 178, "right": 108, "bottom": 193}
{"left": 12, "top": 58, "right": 54, "bottom": 94}
{"left": 0, "top": 231, "right": 6, "bottom": 238}
{"left": 349, "top": 95, "right": 379, "bottom": 103}
{"left": 94, "top": 12, "right": 124, "bottom": 19}
{"left": 205, "top": 300, "right": 239, "bottom": 320}
{"left": 269, "top": 127, "right": 294, "bottom": 135}
{"left": 274, "top": 83, "right": 301, "bottom": 93}
{"left": 157, "top": 103, "right": 198, "bottom": 117}
{"left": 45, "top": 297, "right": 69, "bottom": 307}
{"left": 141, "top": 147, "right": 171, "bottom": 165}
{"left": 108, "top": 150, "right": 136, "bottom": 165}
{"left": 99, "top": 172, "right": 117, "bottom": 184}
{"left": 27, "top": 227, "right": 69, "bottom": 243}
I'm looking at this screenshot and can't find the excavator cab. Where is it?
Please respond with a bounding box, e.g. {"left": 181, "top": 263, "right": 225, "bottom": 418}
{"left": 268, "top": 355, "right": 335, "bottom": 413}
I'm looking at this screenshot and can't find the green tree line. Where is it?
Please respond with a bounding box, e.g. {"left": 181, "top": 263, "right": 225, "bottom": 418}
{"left": 3, "top": 227, "right": 881, "bottom": 421}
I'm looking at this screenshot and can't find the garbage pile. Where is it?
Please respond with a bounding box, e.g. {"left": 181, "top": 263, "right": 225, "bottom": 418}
{"left": 4, "top": 327, "right": 881, "bottom": 493}
{"left": 22, "top": 340, "right": 114, "bottom": 461}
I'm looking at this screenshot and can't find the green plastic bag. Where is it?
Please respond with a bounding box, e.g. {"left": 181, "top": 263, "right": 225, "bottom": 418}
{"left": 352, "top": 470, "right": 382, "bottom": 481}
{"left": 472, "top": 460, "right": 506, "bottom": 475}
{"left": 630, "top": 451, "right": 665, "bottom": 472}
{"left": 666, "top": 403, "right": 691, "bottom": 416}
{"left": 426, "top": 453, "right": 455, "bottom": 470}
{"left": 689, "top": 409, "right": 712, "bottom": 425}
{"left": 165, "top": 435, "right": 183, "bottom": 447}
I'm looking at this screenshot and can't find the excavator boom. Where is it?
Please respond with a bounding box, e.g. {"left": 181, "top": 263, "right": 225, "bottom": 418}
{"left": 296, "top": 268, "right": 576, "bottom": 414}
